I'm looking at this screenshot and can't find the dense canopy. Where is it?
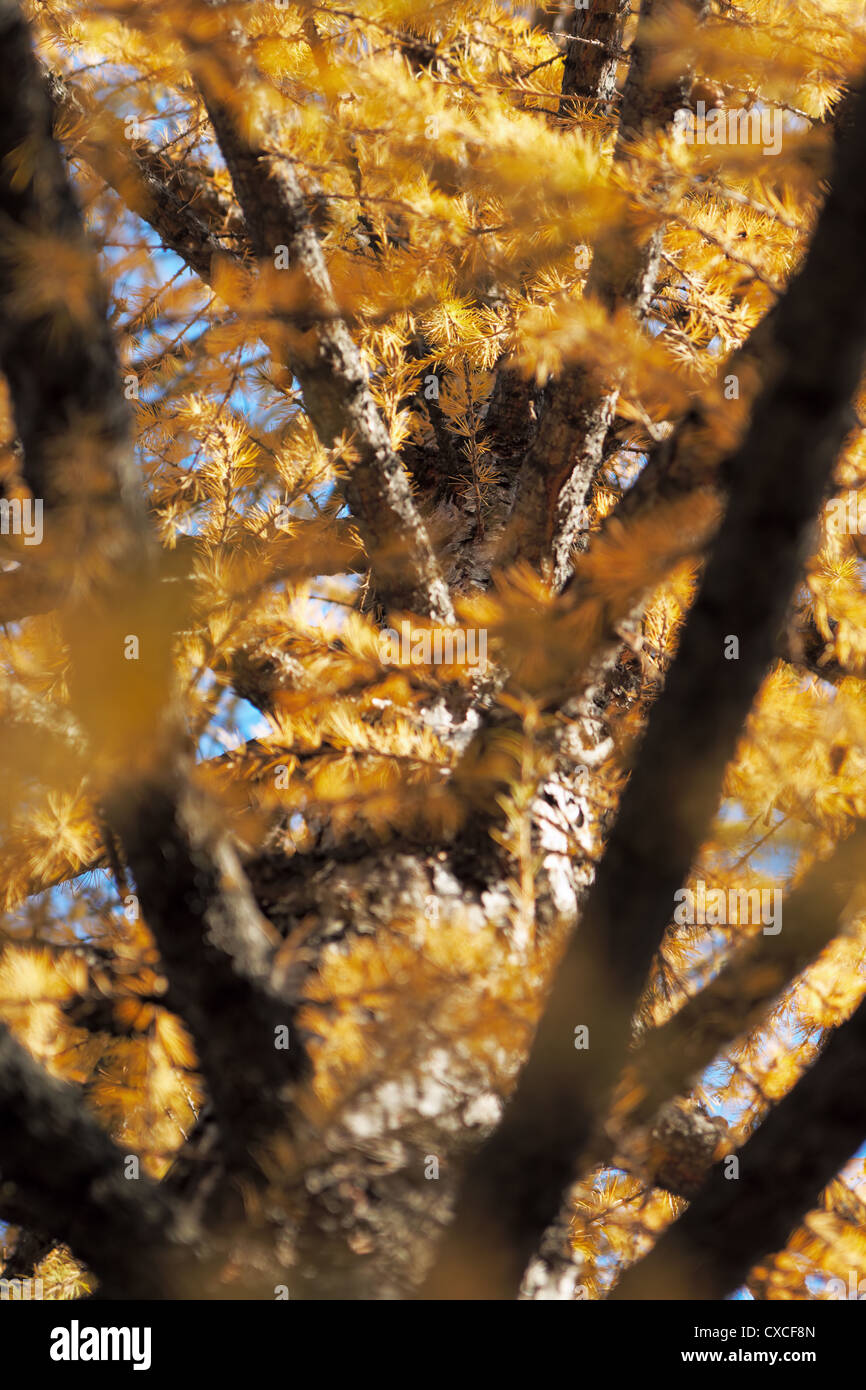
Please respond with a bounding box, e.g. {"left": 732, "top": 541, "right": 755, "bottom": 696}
{"left": 1, "top": 0, "right": 866, "bottom": 1304}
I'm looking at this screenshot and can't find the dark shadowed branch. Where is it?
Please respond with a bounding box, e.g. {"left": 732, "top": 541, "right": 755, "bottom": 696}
{"left": 0, "top": 1024, "right": 196, "bottom": 1297}
{"left": 422, "top": 70, "right": 866, "bottom": 1301}
{"left": 611, "top": 991, "right": 866, "bottom": 1299}
{"left": 0, "top": 0, "right": 309, "bottom": 1190}
{"left": 625, "top": 822, "right": 866, "bottom": 1127}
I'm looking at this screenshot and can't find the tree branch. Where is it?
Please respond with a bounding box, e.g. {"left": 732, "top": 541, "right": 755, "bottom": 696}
{"left": 0, "top": 1023, "right": 195, "bottom": 1297}
{"left": 560, "top": 1, "right": 631, "bottom": 113}
{"left": 422, "top": 68, "right": 866, "bottom": 1300}
{"left": 45, "top": 68, "right": 240, "bottom": 285}
{"left": 0, "top": 0, "right": 309, "bottom": 1175}
{"left": 611, "top": 991, "right": 866, "bottom": 1299}
{"left": 625, "top": 822, "right": 866, "bottom": 1126}
{"left": 502, "top": 0, "right": 708, "bottom": 585}
{"left": 193, "top": 34, "right": 454, "bottom": 623}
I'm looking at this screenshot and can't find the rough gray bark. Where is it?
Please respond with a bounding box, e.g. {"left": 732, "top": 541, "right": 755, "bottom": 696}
{"left": 560, "top": 1, "right": 631, "bottom": 115}
{"left": 501, "top": 0, "right": 709, "bottom": 586}
{"left": 195, "top": 42, "right": 454, "bottom": 624}
{"left": 236, "top": 698, "right": 610, "bottom": 1298}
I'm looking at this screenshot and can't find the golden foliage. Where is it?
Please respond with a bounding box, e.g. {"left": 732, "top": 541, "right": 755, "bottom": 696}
{"left": 2, "top": 0, "right": 866, "bottom": 1301}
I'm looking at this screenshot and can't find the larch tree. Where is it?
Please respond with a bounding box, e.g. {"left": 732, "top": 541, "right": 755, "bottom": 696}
{"left": 1, "top": 0, "right": 866, "bottom": 1304}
